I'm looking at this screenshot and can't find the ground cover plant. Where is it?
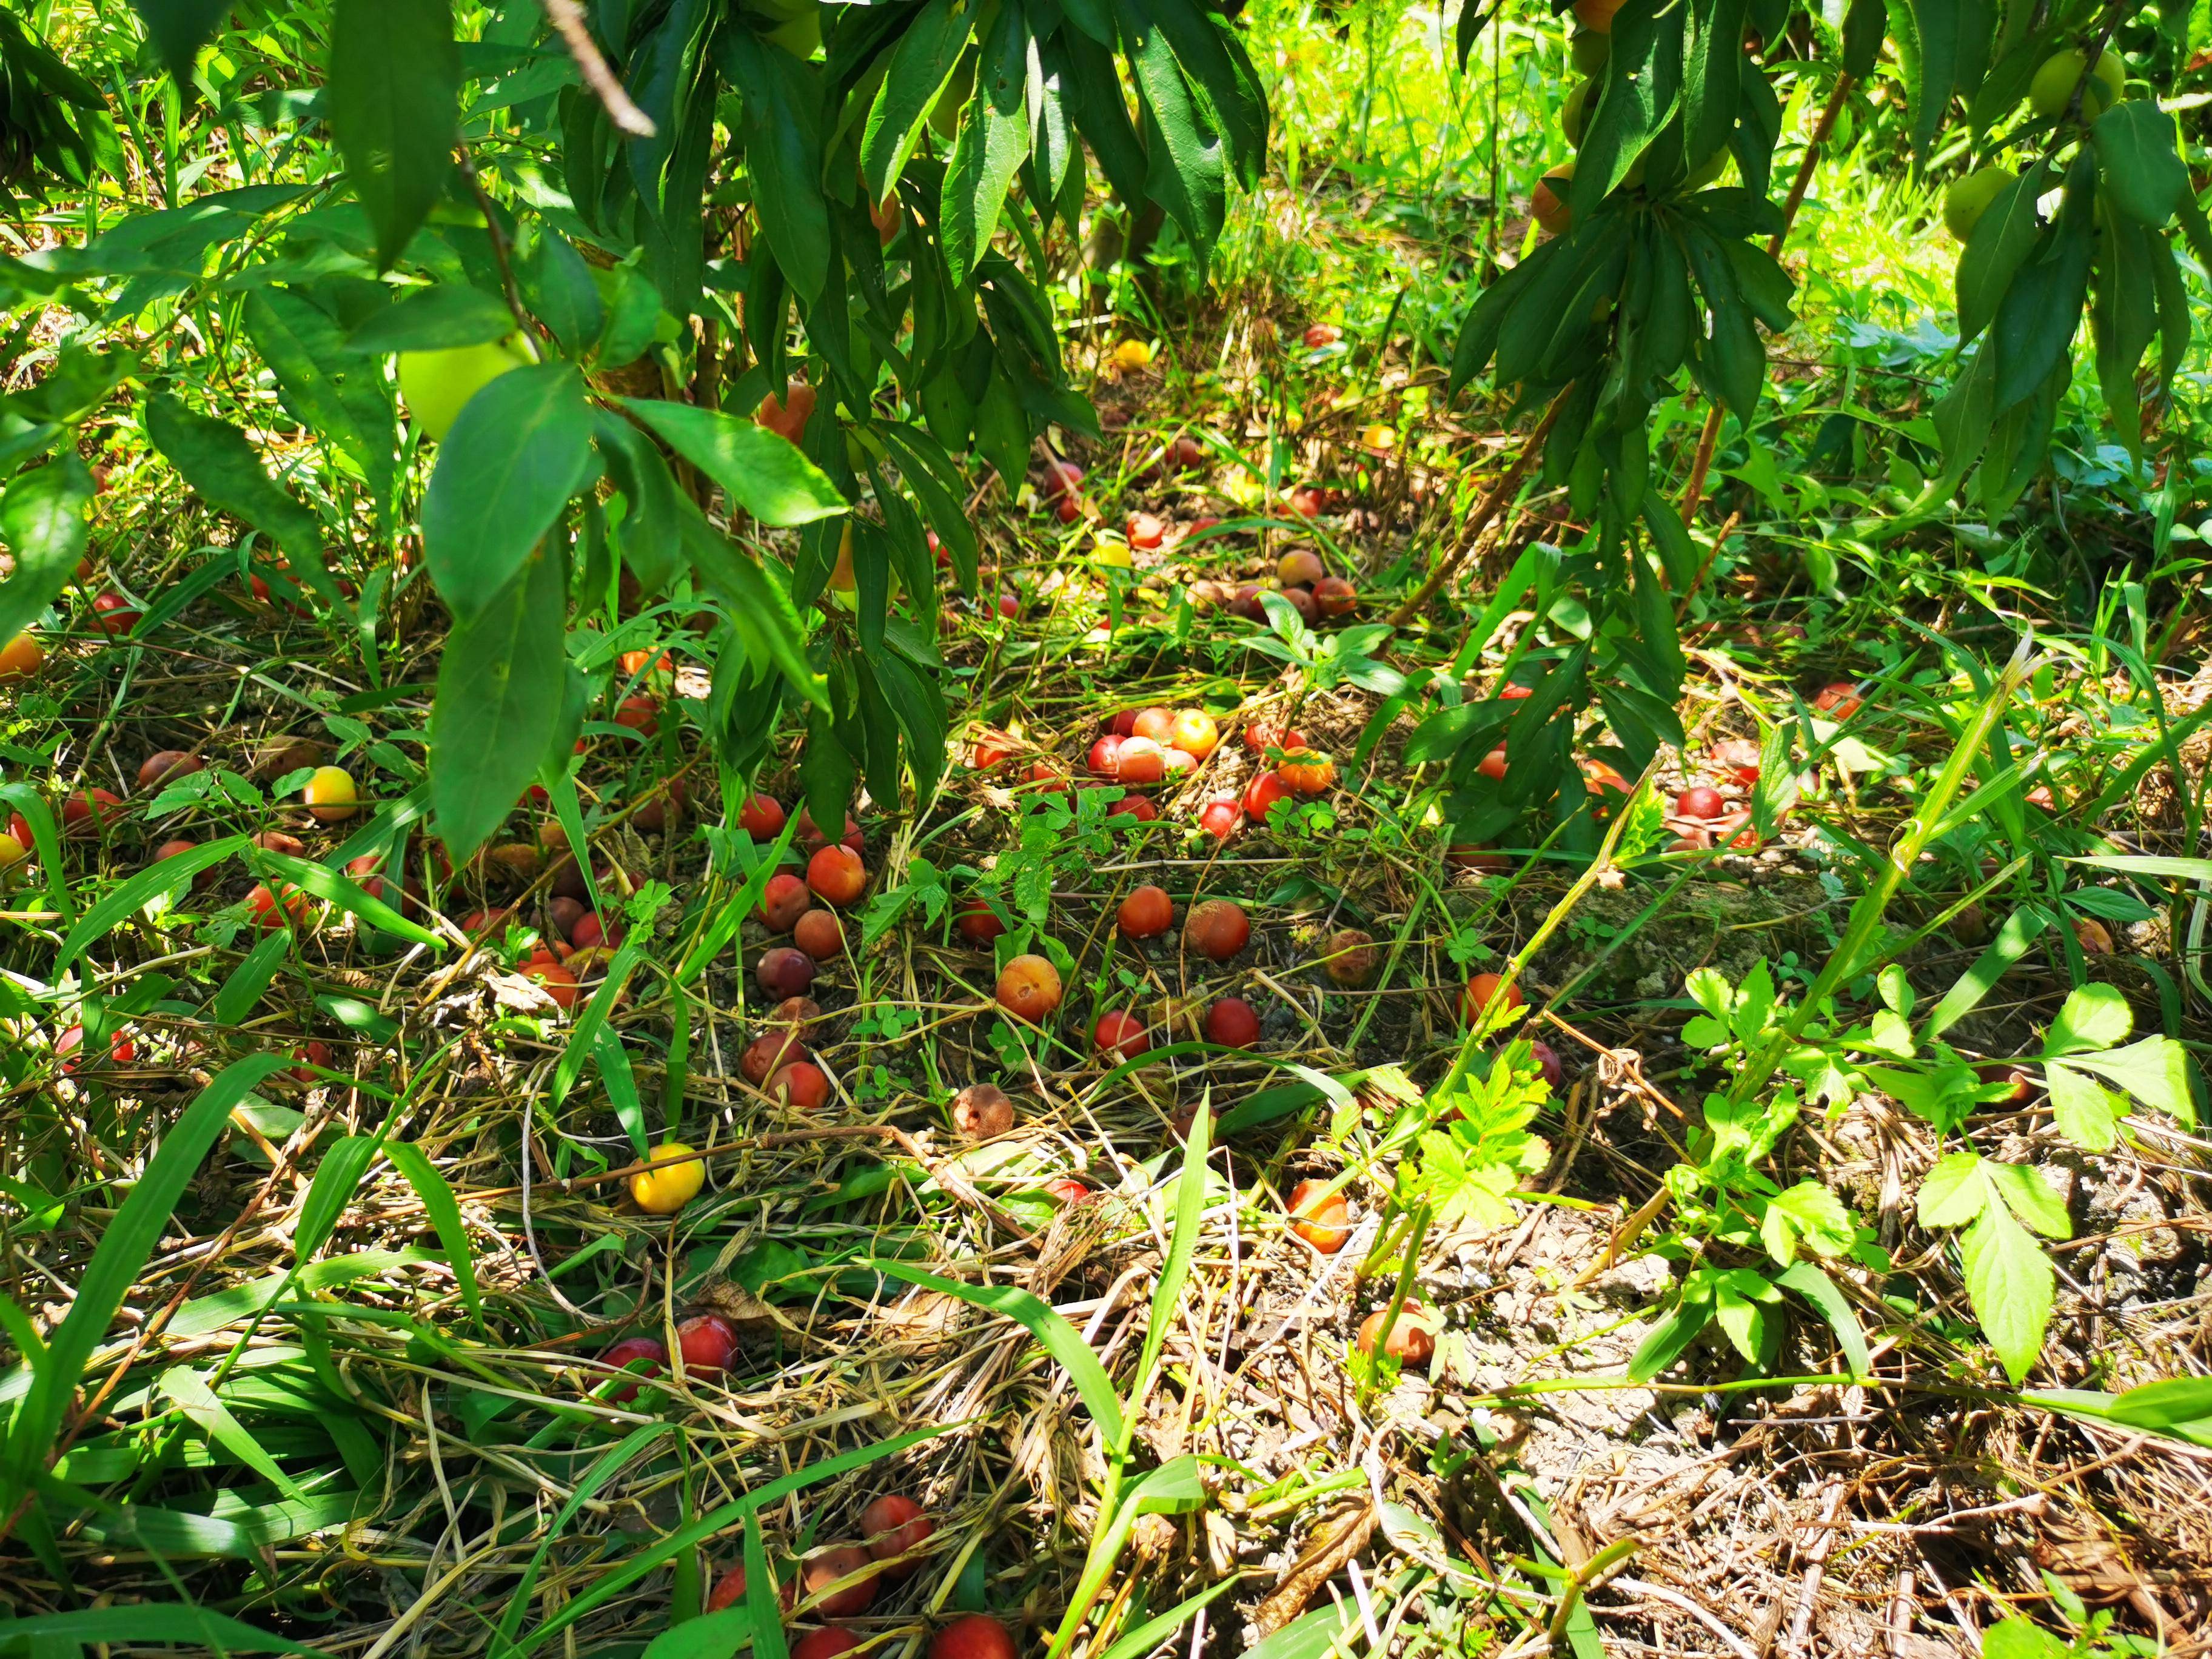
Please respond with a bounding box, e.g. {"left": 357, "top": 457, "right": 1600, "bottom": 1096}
{"left": 1, "top": 0, "right": 2211, "bottom": 1654}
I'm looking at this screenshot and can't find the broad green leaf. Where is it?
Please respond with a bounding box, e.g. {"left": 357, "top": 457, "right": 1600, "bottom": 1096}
{"left": 2042, "top": 1064, "right": 2119, "bottom": 1153}
{"left": 383, "top": 1140, "right": 483, "bottom": 1325}
{"left": 2065, "top": 1036, "right": 2195, "bottom": 1124}
{"left": 682, "top": 514, "right": 826, "bottom": 708}
{"left": 1960, "top": 1201, "right": 2053, "bottom": 1384}
{"left": 1120, "top": 0, "right": 1228, "bottom": 258}
{"left": 424, "top": 363, "right": 594, "bottom": 623}
{"left": 329, "top": 0, "right": 460, "bottom": 269}
{"left": 618, "top": 397, "right": 846, "bottom": 526}
{"left": 1916, "top": 1150, "right": 1989, "bottom": 1228}
{"left": 0, "top": 455, "right": 91, "bottom": 648}
{"left": 430, "top": 541, "right": 568, "bottom": 860}
{"left": 1985, "top": 1162, "right": 2071, "bottom": 1240}
{"left": 642, "top": 1607, "right": 752, "bottom": 1659}
{"left": 127, "top": 0, "right": 232, "bottom": 81}
{"left": 2043, "top": 982, "right": 2131, "bottom": 1054}
{"left": 1711, "top": 1285, "right": 1767, "bottom": 1363}
{"left": 1774, "top": 1261, "right": 1871, "bottom": 1380}
{"left": 346, "top": 284, "right": 516, "bottom": 353}
{"left": 525, "top": 232, "right": 603, "bottom": 352}
{"left": 1, "top": 1056, "right": 290, "bottom": 1506}
{"left": 862, "top": 1258, "right": 1124, "bottom": 1444}
{"left": 1759, "top": 1180, "right": 1851, "bottom": 1266}
{"left": 2090, "top": 98, "right": 2187, "bottom": 227}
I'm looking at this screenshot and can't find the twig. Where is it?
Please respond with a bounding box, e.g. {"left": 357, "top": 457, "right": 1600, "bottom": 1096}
{"left": 539, "top": 0, "right": 657, "bottom": 136}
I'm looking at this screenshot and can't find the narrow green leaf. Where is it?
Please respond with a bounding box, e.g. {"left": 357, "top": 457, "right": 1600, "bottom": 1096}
{"left": 424, "top": 363, "right": 594, "bottom": 623}
{"left": 296, "top": 1134, "right": 380, "bottom": 1260}
{"left": 431, "top": 541, "right": 569, "bottom": 862}
{"left": 329, "top": 0, "right": 460, "bottom": 269}
{"left": 0, "top": 1604, "right": 328, "bottom": 1656}
{"left": 0, "top": 455, "right": 91, "bottom": 648}
{"left": 382, "top": 1140, "right": 483, "bottom": 1325}
{"left": 53, "top": 835, "right": 249, "bottom": 973}
{"left": 127, "top": 0, "right": 232, "bottom": 81}
{"left": 618, "top": 397, "right": 846, "bottom": 526}
{"left": 1775, "top": 1261, "right": 1871, "bottom": 1380}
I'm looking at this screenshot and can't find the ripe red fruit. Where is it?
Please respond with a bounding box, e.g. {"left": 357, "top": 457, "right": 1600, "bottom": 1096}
{"left": 706, "top": 1564, "right": 786, "bottom": 1614}
{"left": 246, "top": 882, "right": 306, "bottom": 933}
{"left": 742, "top": 1029, "right": 808, "bottom": 1084}
{"left": 1581, "top": 759, "right": 1631, "bottom": 801}
{"left": 1046, "top": 1176, "right": 1091, "bottom": 1205}
{"left": 1476, "top": 746, "right": 1509, "bottom": 782}
{"left": 1054, "top": 495, "right": 1081, "bottom": 525}
{"left": 1714, "top": 814, "right": 1762, "bottom": 852}
{"left": 138, "top": 750, "right": 201, "bottom": 792}
{"left": 1313, "top": 576, "right": 1358, "bottom": 616}
{"left": 1302, "top": 323, "right": 1342, "bottom": 349}
{"left": 739, "top": 794, "right": 787, "bottom": 839}
{"left": 1127, "top": 512, "right": 1165, "bottom": 550}
{"left": 526, "top": 957, "right": 580, "bottom": 1010}
{"left": 760, "top": 872, "right": 812, "bottom": 931}
{"left": 1105, "top": 791, "right": 1159, "bottom": 823}
{"left": 252, "top": 830, "right": 306, "bottom": 859}
{"left": 794, "top": 908, "right": 843, "bottom": 960}
{"left": 458, "top": 907, "right": 511, "bottom": 942}
{"left": 1323, "top": 928, "right": 1376, "bottom": 987}
{"left": 1279, "top": 586, "right": 1318, "bottom": 625}
{"left": 1088, "top": 735, "right": 1125, "bottom": 777}
{"left": 1094, "top": 1008, "right": 1149, "bottom": 1060}
{"left": 770, "top": 1060, "right": 831, "bottom": 1110}
{"left": 153, "top": 837, "right": 205, "bottom": 881}
{"left": 793, "top": 1631, "right": 862, "bottom": 1659}
{"left": 1711, "top": 739, "right": 1761, "bottom": 786}
{"left": 1244, "top": 721, "right": 1309, "bottom": 756}
{"left": 1242, "top": 771, "right": 1292, "bottom": 824}
{"left": 612, "top": 695, "right": 661, "bottom": 737}
{"left": 90, "top": 591, "right": 140, "bottom": 634}
{"left": 1204, "top": 996, "right": 1261, "bottom": 1048}
{"left": 1675, "top": 785, "right": 1727, "bottom": 820}
{"left": 597, "top": 1336, "right": 667, "bottom": 1403}
{"left": 1161, "top": 747, "right": 1198, "bottom": 777}
{"left": 970, "top": 729, "right": 1017, "bottom": 770}
{"left": 796, "top": 807, "right": 865, "bottom": 854}
{"left": 955, "top": 897, "right": 1007, "bottom": 944}
{"left": 757, "top": 947, "right": 817, "bottom": 999}
{"left": 61, "top": 789, "right": 125, "bottom": 838}
{"left": 1447, "top": 844, "right": 1511, "bottom": 874}
{"left": 1280, "top": 751, "right": 1335, "bottom": 796}
{"left": 1197, "top": 797, "right": 1244, "bottom": 840}
{"left": 1812, "top": 682, "right": 1863, "bottom": 720}
{"left": 56, "top": 1024, "right": 135, "bottom": 1073}
{"left": 1278, "top": 548, "right": 1326, "bottom": 589}
{"left": 1025, "top": 759, "right": 1071, "bottom": 794}
{"left": 634, "top": 776, "right": 688, "bottom": 833}
{"left": 1118, "top": 884, "right": 1173, "bottom": 938}
{"left": 1173, "top": 434, "right": 1208, "bottom": 469}
{"left": 932, "top": 1615, "right": 1018, "bottom": 1659}
{"left": 1287, "top": 1178, "right": 1350, "bottom": 1252}
{"left": 1227, "top": 584, "right": 1267, "bottom": 621}
{"left": 1109, "top": 709, "right": 1141, "bottom": 739}
{"left": 808, "top": 845, "right": 867, "bottom": 907}
{"left": 1114, "top": 736, "right": 1166, "bottom": 785}
{"left": 1185, "top": 898, "right": 1250, "bottom": 961}
{"left": 862, "top": 1495, "right": 935, "bottom": 1575}
{"left": 570, "top": 911, "right": 623, "bottom": 951}
{"left": 1041, "top": 458, "right": 1084, "bottom": 500}
{"left": 677, "top": 1312, "right": 739, "bottom": 1373}
{"left": 1461, "top": 971, "right": 1523, "bottom": 1025}
{"left": 952, "top": 1082, "right": 1014, "bottom": 1138}
{"left": 1286, "top": 487, "right": 1327, "bottom": 520}
{"left": 996, "top": 953, "right": 1064, "bottom": 1020}
{"left": 802, "top": 1544, "right": 879, "bottom": 1618}
{"left": 1357, "top": 1301, "right": 1438, "bottom": 1363}
{"left": 1131, "top": 707, "right": 1176, "bottom": 743}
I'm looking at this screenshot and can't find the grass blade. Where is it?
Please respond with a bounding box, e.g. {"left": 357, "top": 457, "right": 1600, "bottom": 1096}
{"left": 382, "top": 1140, "right": 483, "bottom": 1327}
{"left": 0, "top": 1604, "right": 329, "bottom": 1655}
{"left": 52, "top": 834, "right": 249, "bottom": 973}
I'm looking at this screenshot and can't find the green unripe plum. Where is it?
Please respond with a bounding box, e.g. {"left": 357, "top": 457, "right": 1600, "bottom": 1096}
{"left": 398, "top": 340, "right": 530, "bottom": 441}
{"left": 765, "top": 4, "right": 820, "bottom": 56}
{"left": 1570, "top": 30, "right": 1609, "bottom": 74}
{"left": 1943, "top": 166, "right": 2012, "bottom": 241}
{"left": 1561, "top": 80, "right": 1594, "bottom": 146}
{"left": 2027, "top": 47, "right": 2124, "bottom": 120}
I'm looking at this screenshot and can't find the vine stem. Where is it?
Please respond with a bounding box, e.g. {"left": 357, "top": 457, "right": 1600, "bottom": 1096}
{"left": 1383, "top": 383, "right": 1570, "bottom": 628}
{"left": 1679, "top": 69, "right": 1856, "bottom": 528}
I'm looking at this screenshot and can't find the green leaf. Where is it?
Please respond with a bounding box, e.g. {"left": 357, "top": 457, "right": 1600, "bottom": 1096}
{"left": 862, "top": 1258, "right": 1125, "bottom": 1444}
{"left": 1626, "top": 1300, "right": 1711, "bottom": 1382}
{"left": 52, "top": 834, "right": 249, "bottom": 974}
{"left": 1, "top": 1056, "right": 292, "bottom": 1509}
{"left": 296, "top": 1133, "right": 379, "bottom": 1260}
{"left": 329, "top": 0, "right": 460, "bottom": 269}
{"left": 0, "top": 1604, "right": 328, "bottom": 1656}
{"left": 424, "top": 363, "right": 592, "bottom": 623}
{"left": 430, "top": 541, "right": 568, "bottom": 861}
{"left": 0, "top": 455, "right": 91, "bottom": 648}
{"left": 1759, "top": 1180, "right": 1852, "bottom": 1266}
{"left": 1119, "top": 0, "right": 1228, "bottom": 260}
{"left": 1991, "top": 153, "right": 2096, "bottom": 412}
{"left": 249, "top": 845, "right": 444, "bottom": 949}
{"left": 939, "top": 1, "right": 1031, "bottom": 287}
{"left": 1954, "top": 161, "right": 2050, "bottom": 344}
{"left": 618, "top": 397, "right": 846, "bottom": 526}
{"left": 2090, "top": 98, "right": 2187, "bottom": 227}
{"left": 2043, "top": 1064, "right": 2120, "bottom": 1152}
{"left": 1774, "top": 1261, "right": 1871, "bottom": 1380}
{"left": 525, "top": 232, "right": 603, "bottom": 353}
{"left": 214, "top": 932, "right": 291, "bottom": 1026}
{"left": 128, "top": 0, "right": 233, "bottom": 81}
{"left": 346, "top": 284, "right": 517, "bottom": 354}
{"left": 1960, "top": 1201, "right": 2053, "bottom": 1384}
{"left": 640, "top": 1608, "right": 751, "bottom": 1659}
{"left": 383, "top": 1139, "right": 483, "bottom": 1326}
{"left": 159, "top": 1367, "right": 307, "bottom": 1501}
{"left": 144, "top": 394, "right": 330, "bottom": 594}
{"left": 1916, "top": 1149, "right": 1989, "bottom": 1228}
{"left": 859, "top": 0, "right": 973, "bottom": 210}
{"left": 2044, "top": 982, "right": 2132, "bottom": 1054}
{"left": 1923, "top": 905, "right": 2045, "bottom": 1039}
{"left": 681, "top": 514, "right": 826, "bottom": 708}
{"left": 2064, "top": 1036, "right": 2196, "bottom": 1125}
{"left": 1985, "top": 1161, "right": 2070, "bottom": 1240}
{"left": 716, "top": 31, "right": 830, "bottom": 303}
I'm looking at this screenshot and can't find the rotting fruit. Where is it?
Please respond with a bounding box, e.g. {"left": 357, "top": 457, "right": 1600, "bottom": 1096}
{"left": 1287, "top": 1178, "right": 1351, "bottom": 1253}
{"left": 1185, "top": 898, "right": 1251, "bottom": 962}
{"left": 1322, "top": 928, "right": 1376, "bottom": 987}
{"left": 760, "top": 872, "right": 812, "bottom": 931}
{"left": 995, "top": 954, "right": 1064, "bottom": 1020}
{"left": 742, "top": 1030, "right": 808, "bottom": 1085}
{"left": 952, "top": 1082, "right": 1014, "bottom": 1138}
{"left": 630, "top": 1141, "right": 705, "bottom": 1213}
{"left": 757, "top": 947, "right": 817, "bottom": 1000}
{"left": 1356, "top": 1301, "right": 1438, "bottom": 1363}
{"left": 802, "top": 1545, "right": 879, "bottom": 1618}
{"left": 794, "top": 909, "right": 843, "bottom": 959}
